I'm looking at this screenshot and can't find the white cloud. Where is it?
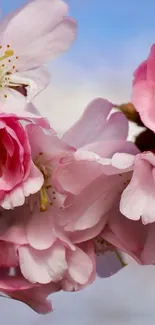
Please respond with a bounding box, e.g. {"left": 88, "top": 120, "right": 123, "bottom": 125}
{"left": 34, "top": 62, "right": 132, "bottom": 133}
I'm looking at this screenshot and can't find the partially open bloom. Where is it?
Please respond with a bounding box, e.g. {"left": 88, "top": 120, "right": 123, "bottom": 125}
{"left": 0, "top": 115, "right": 43, "bottom": 209}
{"left": 0, "top": 0, "right": 77, "bottom": 115}
{"left": 132, "top": 44, "right": 155, "bottom": 131}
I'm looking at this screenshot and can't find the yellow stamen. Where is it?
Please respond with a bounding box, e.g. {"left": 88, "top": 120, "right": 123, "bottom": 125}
{"left": 0, "top": 50, "right": 14, "bottom": 62}
{"left": 40, "top": 186, "right": 49, "bottom": 212}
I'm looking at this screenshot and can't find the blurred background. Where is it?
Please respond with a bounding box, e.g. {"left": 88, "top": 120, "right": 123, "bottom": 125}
{"left": 1, "top": 1, "right": 155, "bottom": 324}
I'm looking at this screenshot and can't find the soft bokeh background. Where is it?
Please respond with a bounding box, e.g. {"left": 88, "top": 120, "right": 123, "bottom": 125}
{"left": 1, "top": 0, "right": 155, "bottom": 324}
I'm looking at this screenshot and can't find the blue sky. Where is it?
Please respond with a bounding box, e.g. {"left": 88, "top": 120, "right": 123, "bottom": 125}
{"left": 2, "top": 0, "right": 155, "bottom": 69}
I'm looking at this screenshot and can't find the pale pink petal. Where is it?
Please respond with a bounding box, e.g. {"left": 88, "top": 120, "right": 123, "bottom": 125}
{"left": 9, "top": 282, "right": 60, "bottom": 314}
{"left": 26, "top": 211, "right": 56, "bottom": 250}
{"left": 132, "top": 81, "right": 155, "bottom": 131}
{"left": 19, "top": 243, "right": 68, "bottom": 284}
{"left": 0, "top": 90, "right": 48, "bottom": 120}
{"left": 120, "top": 159, "right": 155, "bottom": 224}
{"left": 22, "top": 163, "right": 43, "bottom": 197}
{"left": 1, "top": 0, "right": 76, "bottom": 70}
{"left": 0, "top": 186, "right": 25, "bottom": 209}
{"left": 104, "top": 208, "right": 147, "bottom": 255}
{"left": 62, "top": 98, "right": 113, "bottom": 148}
{"left": 1, "top": 0, "right": 68, "bottom": 40}
{"left": 26, "top": 124, "right": 73, "bottom": 160}
{"left": 83, "top": 140, "right": 139, "bottom": 159}
{"left": 0, "top": 88, "right": 27, "bottom": 114}
{"left": 62, "top": 241, "right": 96, "bottom": 291}
{"left": 60, "top": 173, "right": 125, "bottom": 229}
{"left": 99, "top": 112, "right": 128, "bottom": 142}
{"left": 27, "top": 206, "right": 75, "bottom": 250}
{"left": 65, "top": 189, "right": 110, "bottom": 231}
{"left": 69, "top": 218, "right": 107, "bottom": 244}
{"left": 67, "top": 246, "right": 93, "bottom": 285}
{"left": 10, "top": 66, "right": 50, "bottom": 102}
{"left": 0, "top": 164, "right": 42, "bottom": 208}
{"left": 26, "top": 17, "right": 77, "bottom": 69}
{"left": 111, "top": 153, "right": 135, "bottom": 169}
{"left": 54, "top": 150, "right": 108, "bottom": 196}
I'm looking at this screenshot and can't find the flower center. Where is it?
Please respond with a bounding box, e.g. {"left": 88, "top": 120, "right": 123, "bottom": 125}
{"left": 0, "top": 45, "right": 22, "bottom": 98}
{"left": 34, "top": 152, "right": 58, "bottom": 212}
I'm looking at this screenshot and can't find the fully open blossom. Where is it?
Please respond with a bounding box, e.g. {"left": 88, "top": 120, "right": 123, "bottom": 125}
{"left": 0, "top": 0, "right": 77, "bottom": 115}
{"left": 0, "top": 98, "right": 139, "bottom": 311}
{"left": 132, "top": 44, "right": 155, "bottom": 131}
{"left": 120, "top": 151, "right": 155, "bottom": 225}
{"left": 0, "top": 115, "right": 43, "bottom": 209}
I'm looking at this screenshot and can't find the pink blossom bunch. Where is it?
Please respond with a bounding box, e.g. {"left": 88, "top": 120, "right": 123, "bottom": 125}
{"left": 0, "top": 0, "right": 155, "bottom": 316}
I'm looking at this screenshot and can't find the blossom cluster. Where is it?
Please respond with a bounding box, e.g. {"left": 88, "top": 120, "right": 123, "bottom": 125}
{"left": 0, "top": 0, "right": 155, "bottom": 314}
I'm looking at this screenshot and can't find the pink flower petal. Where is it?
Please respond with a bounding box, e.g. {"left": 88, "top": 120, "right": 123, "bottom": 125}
{"left": 0, "top": 186, "right": 25, "bottom": 209}
{"left": 1, "top": 0, "right": 76, "bottom": 70}
{"left": 62, "top": 241, "right": 96, "bottom": 291}
{"left": 105, "top": 208, "right": 146, "bottom": 254}
{"left": 0, "top": 241, "right": 18, "bottom": 267}
{"left": 147, "top": 44, "right": 155, "bottom": 82}
{"left": 0, "top": 88, "right": 27, "bottom": 115}
{"left": 67, "top": 246, "right": 93, "bottom": 285}
{"left": 100, "top": 112, "right": 128, "bottom": 142}
{"left": 65, "top": 186, "right": 111, "bottom": 231}
{"left": 8, "top": 282, "right": 60, "bottom": 314}
{"left": 62, "top": 98, "right": 114, "bottom": 148}
{"left": 132, "top": 80, "right": 155, "bottom": 132}
{"left": 69, "top": 218, "right": 107, "bottom": 244}
{"left": 26, "top": 124, "right": 73, "bottom": 160}
{"left": 133, "top": 60, "right": 147, "bottom": 84}
{"left": 55, "top": 150, "right": 109, "bottom": 197}
{"left": 10, "top": 66, "right": 50, "bottom": 102}
{"left": 22, "top": 163, "right": 43, "bottom": 197}
{"left": 120, "top": 158, "right": 155, "bottom": 224}
{"left": 19, "top": 242, "right": 68, "bottom": 284}
{"left": 111, "top": 153, "right": 135, "bottom": 169}
{"left": 26, "top": 211, "right": 56, "bottom": 250}
{"left": 83, "top": 140, "right": 139, "bottom": 160}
